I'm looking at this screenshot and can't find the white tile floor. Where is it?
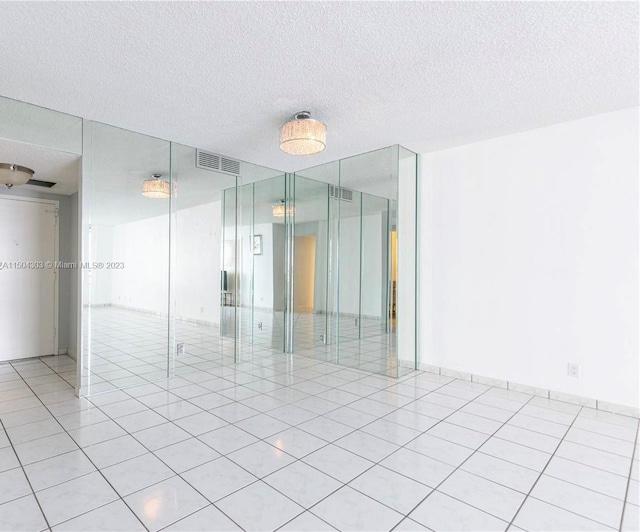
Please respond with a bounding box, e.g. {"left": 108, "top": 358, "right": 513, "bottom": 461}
{"left": 0, "top": 351, "right": 638, "bottom": 531}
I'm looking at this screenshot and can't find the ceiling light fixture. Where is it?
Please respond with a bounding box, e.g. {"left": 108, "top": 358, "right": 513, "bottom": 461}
{"left": 0, "top": 163, "right": 34, "bottom": 189}
{"left": 142, "top": 174, "right": 170, "bottom": 199}
{"left": 272, "top": 199, "right": 294, "bottom": 218}
{"left": 279, "top": 111, "right": 326, "bottom": 156}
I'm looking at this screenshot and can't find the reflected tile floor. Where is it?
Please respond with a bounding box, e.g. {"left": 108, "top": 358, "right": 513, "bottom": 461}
{"left": 87, "top": 307, "right": 403, "bottom": 397}
{"left": 0, "top": 352, "right": 638, "bottom": 531}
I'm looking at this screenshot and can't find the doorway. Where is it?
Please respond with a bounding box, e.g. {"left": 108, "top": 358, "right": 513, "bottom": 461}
{"left": 293, "top": 235, "right": 316, "bottom": 313}
{"left": 0, "top": 197, "right": 58, "bottom": 360}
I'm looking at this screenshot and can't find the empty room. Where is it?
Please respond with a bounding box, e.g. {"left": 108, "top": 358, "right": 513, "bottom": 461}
{"left": 0, "top": 2, "right": 637, "bottom": 531}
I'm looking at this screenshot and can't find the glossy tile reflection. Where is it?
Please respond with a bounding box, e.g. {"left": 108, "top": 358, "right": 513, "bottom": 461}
{"left": 0, "top": 352, "right": 638, "bottom": 531}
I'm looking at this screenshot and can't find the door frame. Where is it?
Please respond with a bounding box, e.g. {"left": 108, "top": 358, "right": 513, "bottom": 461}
{"left": 0, "top": 195, "right": 60, "bottom": 359}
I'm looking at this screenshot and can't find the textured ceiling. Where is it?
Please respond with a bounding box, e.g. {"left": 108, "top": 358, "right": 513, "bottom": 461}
{"left": 0, "top": 2, "right": 637, "bottom": 171}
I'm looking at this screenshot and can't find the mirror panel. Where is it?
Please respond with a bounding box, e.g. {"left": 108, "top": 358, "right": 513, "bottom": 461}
{"left": 82, "top": 121, "right": 171, "bottom": 394}
{"left": 75, "top": 131, "right": 416, "bottom": 393}
{"left": 221, "top": 186, "right": 238, "bottom": 345}
{"left": 397, "top": 146, "right": 418, "bottom": 376}
{"left": 360, "top": 192, "right": 391, "bottom": 366}
{"left": 0, "top": 96, "right": 82, "bottom": 155}
{"left": 291, "top": 175, "right": 330, "bottom": 354}
{"left": 171, "top": 143, "right": 236, "bottom": 374}
{"left": 247, "top": 175, "right": 287, "bottom": 353}
{"left": 286, "top": 146, "right": 416, "bottom": 377}
{"left": 292, "top": 161, "right": 340, "bottom": 362}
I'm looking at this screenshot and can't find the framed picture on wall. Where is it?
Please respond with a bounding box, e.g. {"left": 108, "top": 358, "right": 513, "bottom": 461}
{"left": 253, "top": 235, "right": 263, "bottom": 255}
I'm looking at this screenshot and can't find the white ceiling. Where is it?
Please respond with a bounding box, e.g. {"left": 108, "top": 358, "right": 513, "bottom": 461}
{"left": 0, "top": 2, "right": 637, "bottom": 171}
{"left": 0, "top": 139, "right": 80, "bottom": 195}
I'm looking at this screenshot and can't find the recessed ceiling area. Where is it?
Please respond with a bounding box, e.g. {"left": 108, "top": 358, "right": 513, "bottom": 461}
{"left": 0, "top": 139, "right": 80, "bottom": 195}
{"left": 0, "top": 2, "right": 637, "bottom": 171}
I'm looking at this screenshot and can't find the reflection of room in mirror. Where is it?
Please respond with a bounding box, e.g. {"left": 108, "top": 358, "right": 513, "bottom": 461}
{"left": 287, "top": 146, "right": 415, "bottom": 377}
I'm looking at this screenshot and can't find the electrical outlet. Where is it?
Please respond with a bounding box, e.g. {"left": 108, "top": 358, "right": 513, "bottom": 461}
{"left": 177, "top": 343, "right": 186, "bottom": 357}
{"left": 320, "top": 333, "right": 326, "bottom": 343}
{"left": 258, "top": 322, "right": 263, "bottom": 330}
{"left": 567, "top": 363, "right": 581, "bottom": 378}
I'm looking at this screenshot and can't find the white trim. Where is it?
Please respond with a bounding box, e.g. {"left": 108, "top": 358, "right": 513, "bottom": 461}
{"left": 418, "top": 362, "right": 639, "bottom": 418}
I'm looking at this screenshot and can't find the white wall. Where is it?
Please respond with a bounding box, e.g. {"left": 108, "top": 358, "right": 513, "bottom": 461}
{"left": 110, "top": 216, "right": 169, "bottom": 314}
{"left": 335, "top": 213, "right": 386, "bottom": 318}
{"left": 360, "top": 213, "right": 385, "bottom": 318}
{"left": 175, "top": 201, "right": 222, "bottom": 325}
{"left": 252, "top": 222, "right": 275, "bottom": 309}
{"left": 99, "top": 200, "right": 223, "bottom": 325}
{"left": 90, "top": 225, "right": 114, "bottom": 306}
{"left": 420, "top": 107, "right": 639, "bottom": 408}
{"left": 296, "top": 211, "right": 387, "bottom": 319}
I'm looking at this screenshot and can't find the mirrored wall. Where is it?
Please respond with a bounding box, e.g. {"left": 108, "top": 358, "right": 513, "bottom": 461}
{"left": 80, "top": 122, "right": 284, "bottom": 394}
{"left": 80, "top": 122, "right": 417, "bottom": 394}
{"left": 0, "top": 95, "right": 82, "bottom": 392}
{"left": 81, "top": 123, "right": 172, "bottom": 394}
{"left": 0, "top": 95, "right": 417, "bottom": 396}
{"left": 288, "top": 146, "right": 417, "bottom": 377}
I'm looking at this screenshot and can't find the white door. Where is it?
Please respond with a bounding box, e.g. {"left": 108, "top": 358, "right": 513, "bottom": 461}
{"left": 0, "top": 197, "right": 57, "bottom": 361}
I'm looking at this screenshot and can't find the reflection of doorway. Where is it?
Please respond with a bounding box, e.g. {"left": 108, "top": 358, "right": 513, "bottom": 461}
{"left": 294, "top": 235, "right": 316, "bottom": 312}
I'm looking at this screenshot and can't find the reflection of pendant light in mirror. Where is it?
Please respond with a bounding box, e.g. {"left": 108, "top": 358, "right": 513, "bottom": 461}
{"left": 272, "top": 199, "right": 294, "bottom": 218}
{"left": 0, "top": 163, "right": 34, "bottom": 188}
{"left": 279, "top": 111, "right": 326, "bottom": 155}
{"left": 142, "top": 174, "right": 170, "bottom": 199}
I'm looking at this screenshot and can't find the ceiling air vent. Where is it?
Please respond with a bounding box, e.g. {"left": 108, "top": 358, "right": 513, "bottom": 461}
{"left": 196, "top": 150, "right": 240, "bottom": 176}
{"left": 329, "top": 185, "right": 353, "bottom": 202}
{"left": 27, "top": 179, "right": 56, "bottom": 188}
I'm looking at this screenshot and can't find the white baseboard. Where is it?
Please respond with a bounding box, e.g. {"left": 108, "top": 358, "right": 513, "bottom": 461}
{"left": 418, "top": 362, "right": 639, "bottom": 418}
{"left": 92, "top": 304, "right": 220, "bottom": 328}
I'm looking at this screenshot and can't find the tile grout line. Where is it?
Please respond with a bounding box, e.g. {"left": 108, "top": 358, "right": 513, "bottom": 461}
{"left": 0, "top": 359, "right": 569, "bottom": 528}
{"left": 506, "top": 405, "right": 585, "bottom": 530}
{"left": 618, "top": 420, "right": 640, "bottom": 532}
{"left": 6, "top": 358, "right": 638, "bottom": 473}
{"left": 387, "top": 389, "right": 538, "bottom": 530}
{"left": 506, "top": 428, "right": 631, "bottom": 530}
{"left": 77, "top": 389, "right": 249, "bottom": 531}
{"left": 93, "top": 366, "right": 454, "bottom": 529}
{"left": 130, "top": 366, "right": 455, "bottom": 529}
{"left": 58, "top": 354, "right": 640, "bottom": 529}
{"left": 33, "top": 398, "right": 246, "bottom": 532}
{"left": 277, "top": 380, "right": 502, "bottom": 522}
{"left": 7, "top": 351, "right": 637, "bottom": 532}
{"left": 271, "top": 378, "right": 469, "bottom": 530}
{"left": 0, "top": 416, "right": 53, "bottom": 532}
{"left": 5, "top": 360, "right": 151, "bottom": 532}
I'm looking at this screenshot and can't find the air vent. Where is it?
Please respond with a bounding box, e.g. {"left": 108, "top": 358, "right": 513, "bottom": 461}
{"left": 196, "top": 150, "right": 240, "bottom": 176}
{"left": 329, "top": 185, "right": 353, "bottom": 202}
{"left": 221, "top": 157, "right": 240, "bottom": 176}
{"left": 27, "top": 179, "right": 56, "bottom": 188}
